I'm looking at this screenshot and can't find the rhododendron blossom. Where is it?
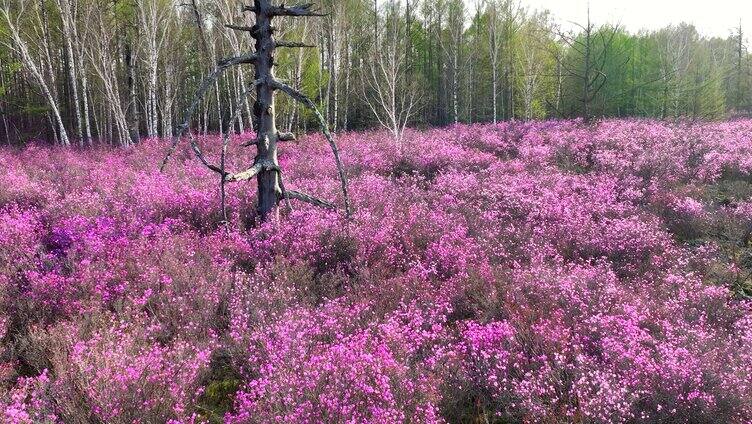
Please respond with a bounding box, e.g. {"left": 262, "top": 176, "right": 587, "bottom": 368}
{"left": 1, "top": 119, "right": 752, "bottom": 423}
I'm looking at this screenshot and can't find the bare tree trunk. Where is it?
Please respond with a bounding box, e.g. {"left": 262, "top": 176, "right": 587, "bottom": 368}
{"left": 556, "top": 58, "right": 562, "bottom": 113}
{"left": 227, "top": 70, "right": 237, "bottom": 133}
{"left": 56, "top": 0, "right": 83, "bottom": 143}
{"left": 105, "top": 107, "right": 112, "bottom": 144}
{"left": 583, "top": 22, "right": 591, "bottom": 121}
{"left": 2, "top": 114, "right": 9, "bottom": 144}
{"left": 452, "top": 49, "right": 458, "bottom": 124}
{"left": 488, "top": 2, "right": 501, "bottom": 124}
{"left": 162, "top": 1, "right": 351, "bottom": 222}
{"left": 74, "top": 13, "right": 92, "bottom": 144}
{"left": 235, "top": 68, "right": 245, "bottom": 133}
{"left": 215, "top": 79, "right": 223, "bottom": 133}
{"left": 162, "top": 63, "right": 175, "bottom": 137}
{"left": 203, "top": 95, "right": 209, "bottom": 135}
{"left": 292, "top": 19, "right": 309, "bottom": 132}
{"left": 147, "top": 57, "right": 159, "bottom": 137}
{"left": 492, "top": 57, "right": 498, "bottom": 123}
{"left": 91, "top": 93, "right": 101, "bottom": 143}
{"left": 318, "top": 29, "right": 326, "bottom": 125}
{"left": 373, "top": 0, "right": 378, "bottom": 46}
{"left": 1, "top": 4, "right": 70, "bottom": 145}
{"left": 47, "top": 113, "right": 59, "bottom": 144}
{"left": 241, "top": 69, "right": 253, "bottom": 130}
{"left": 124, "top": 42, "right": 139, "bottom": 144}
{"left": 211, "top": 38, "right": 224, "bottom": 134}
{"left": 252, "top": 0, "right": 281, "bottom": 220}
{"left": 39, "top": 1, "right": 60, "bottom": 116}
{"left": 80, "top": 68, "right": 92, "bottom": 143}
{"left": 343, "top": 37, "right": 351, "bottom": 131}
{"left": 324, "top": 4, "right": 340, "bottom": 131}
{"left": 0, "top": 68, "right": 9, "bottom": 143}
{"left": 735, "top": 23, "right": 744, "bottom": 111}
{"left": 137, "top": 0, "right": 163, "bottom": 138}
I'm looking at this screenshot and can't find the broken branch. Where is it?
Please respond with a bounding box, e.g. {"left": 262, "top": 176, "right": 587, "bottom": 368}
{"left": 226, "top": 160, "right": 280, "bottom": 182}
{"left": 188, "top": 133, "right": 227, "bottom": 177}
{"left": 272, "top": 79, "right": 352, "bottom": 217}
{"left": 284, "top": 190, "right": 336, "bottom": 209}
{"left": 275, "top": 40, "right": 315, "bottom": 48}
{"left": 278, "top": 132, "right": 296, "bottom": 141}
{"left": 159, "top": 53, "right": 258, "bottom": 171}
{"left": 268, "top": 3, "right": 325, "bottom": 17}
{"left": 226, "top": 163, "right": 262, "bottom": 182}
{"left": 225, "top": 24, "right": 254, "bottom": 32}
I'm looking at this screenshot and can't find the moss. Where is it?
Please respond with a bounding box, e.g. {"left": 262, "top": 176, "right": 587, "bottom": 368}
{"left": 197, "top": 378, "right": 242, "bottom": 423}
{"left": 195, "top": 349, "right": 243, "bottom": 423}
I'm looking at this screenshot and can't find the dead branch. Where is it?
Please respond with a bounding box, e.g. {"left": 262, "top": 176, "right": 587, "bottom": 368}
{"left": 275, "top": 40, "right": 315, "bottom": 48}
{"left": 268, "top": 4, "right": 325, "bottom": 17}
{"left": 272, "top": 78, "right": 352, "bottom": 217}
{"left": 225, "top": 24, "right": 254, "bottom": 32}
{"left": 188, "top": 133, "right": 227, "bottom": 176}
{"left": 284, "top": 190, "right": 336, "bottom": 209}
{"left": 226, "top": 163, "right": 263, "bottom": 182}
{"left": 164, "top": 0, "right": 351, "bottom": 222}
{"left": 278, "top": 131, "right": 296, "bottom": 141}
{"left": 159, "top": 53, "right": 258, "bottom": 171}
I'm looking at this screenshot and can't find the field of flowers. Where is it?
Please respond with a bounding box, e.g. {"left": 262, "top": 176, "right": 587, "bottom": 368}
{"left": 1, "top": 119, "right": 752, "bottom": 423}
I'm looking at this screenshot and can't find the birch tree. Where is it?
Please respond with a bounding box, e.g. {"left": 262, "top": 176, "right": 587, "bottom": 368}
{"left": 137, "top": 0, "right": 172, "bottom": 138}
{"left": 558, "top": 8, "right": 623, "bottom": 122}
{"left": 86, "top": 0, "right": 132, "bottom": 146}
{"left": 516, "top": 11, "right": 551, "bottom": 119}
{"left": 442, "top": 0, "right": 464, "bottom": 124}
{"left": 1, "top": 0, "right": 70, "bottom": 145}
{"left": 54, "top": 0, "right": 84, "bottom": 143}
{"left": 361, "top": 0, "right": 418, "bottom": 146}
{"left": 485, "top": 0, "right": 519, "bottom": 122}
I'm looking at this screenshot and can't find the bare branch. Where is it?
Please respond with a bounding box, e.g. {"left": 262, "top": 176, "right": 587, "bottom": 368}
{"left": 278, "top": 132, "right": 296, "bottom": 141}
{"left": 220, "top": 81, "right": 258, "bottom": 222}
{"left": 159, "top": 53, "right": 258, "bottom": 171}
{"left": 275, "top": 170, "right": 293, "bottom": 211}
{"left": 284, "top": 190, "right": 336, "bottom": 209}
{"left": 275, "top": 40, "right": 316, "bottom": 48}
{"left": 268, "top": 3, "right": 325, "bottom": 17}
{"left": 188, "top": 133, "right": 227, "bottom": 176}
{"left": 226, "top": 159, "right": 280, "bottom": 182}
{"left": 272, "top": 79, "right": 352, "bottom": 218}
{"left": 225, "top": 24, "right": 254, "bottom": 32}
{"left": 226, "top": 163, "right": 262, "bottom": 182}
{"left": 217, "top": 52, "right": 258, "bottom": 67}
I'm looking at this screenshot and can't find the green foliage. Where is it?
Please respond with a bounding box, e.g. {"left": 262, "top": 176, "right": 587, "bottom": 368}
{"left": 197, "top": 378, "right": 242, "bottom": 423}
{"left": 22, "top": 104, "right": 52, "bottom": 115}
{"left": 195, "top": 350, "right": 242, "bottom": 423}
{"left": 2, "top": 0, "right": 752, "bottom": 144}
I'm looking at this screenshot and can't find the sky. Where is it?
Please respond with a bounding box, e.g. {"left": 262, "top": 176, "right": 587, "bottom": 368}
{"left": 466, "top": 0, "right": 752, "bottom": 39}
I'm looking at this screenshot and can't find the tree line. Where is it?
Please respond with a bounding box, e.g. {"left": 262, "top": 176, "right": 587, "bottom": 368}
{"left": 1, "top": 0, "right": 750, "bottom": 146}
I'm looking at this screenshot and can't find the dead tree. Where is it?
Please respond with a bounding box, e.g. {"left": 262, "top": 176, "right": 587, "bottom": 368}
{"left": 160, "top": 1, "right": 351, "bottom": 222}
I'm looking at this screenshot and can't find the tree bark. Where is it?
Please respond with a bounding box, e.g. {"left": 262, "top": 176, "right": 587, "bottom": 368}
{"left": 163, "top": 0, "right": 351, "bottom": 221}
{"left": 56, "top": 0, "right": 83, "bottom": 143}
{"left": 125, "top": 42, "right": 140, "bottom": 144}
{"left": 253, "top": 0, "right": 282, "bottom": 221}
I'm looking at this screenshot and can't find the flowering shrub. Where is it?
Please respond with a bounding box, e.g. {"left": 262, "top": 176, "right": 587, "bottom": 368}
{"left": 1, "top": 119, "right": 752, "bottom": 423}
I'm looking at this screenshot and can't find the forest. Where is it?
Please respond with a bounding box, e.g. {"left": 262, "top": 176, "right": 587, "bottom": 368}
{"left": 2, "top": 1, "right": 752, "bottom": 423}
{"left": 1, "top": 0, "right": 751, "bottom": 145}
